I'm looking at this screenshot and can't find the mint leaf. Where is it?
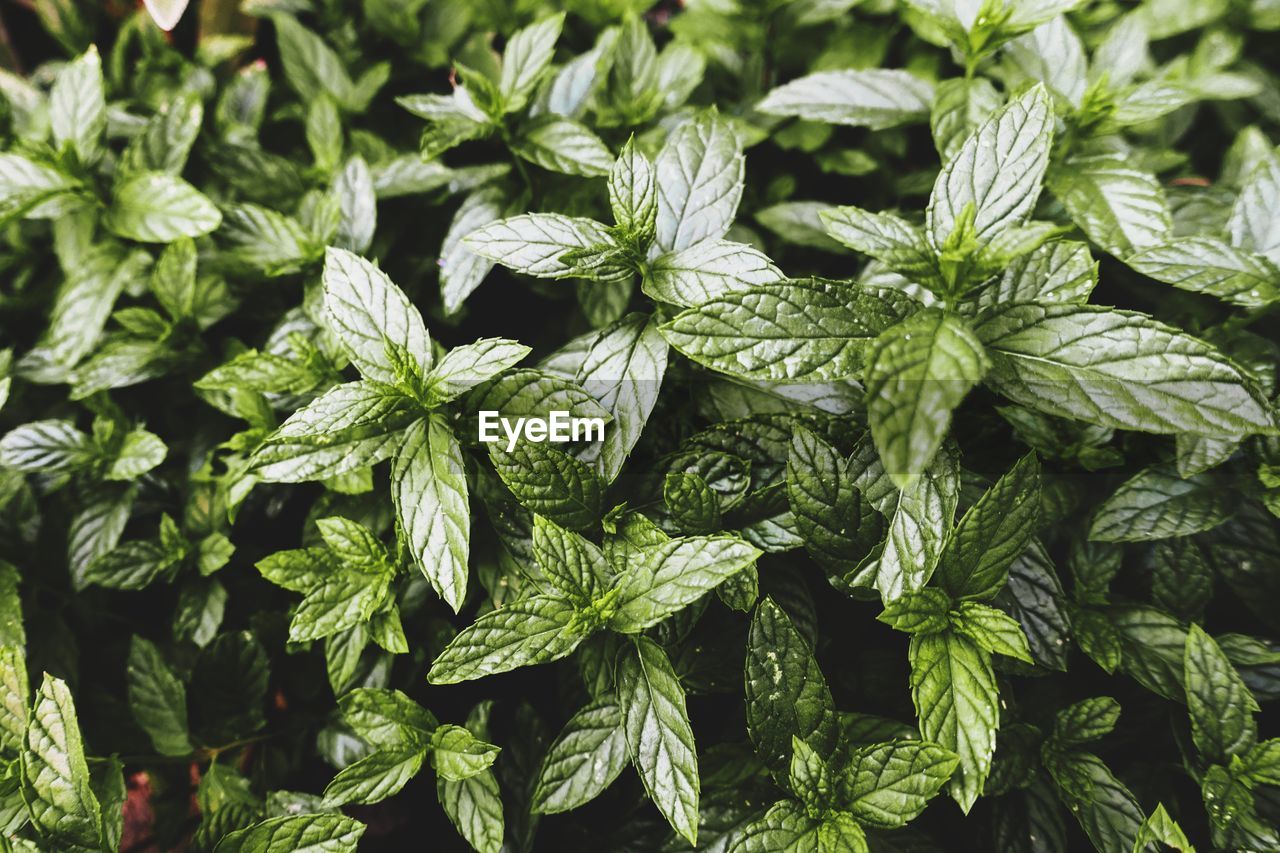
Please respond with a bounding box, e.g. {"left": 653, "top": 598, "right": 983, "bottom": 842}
{"left": 126, "top": 636, "right": 192, "bottom": 756}
{"left": 838, "top": 740, "right": 959, "bottom": 828}
{"left": 645, "top": 241, "right": 782, "bottom": 308}
{"left": 322, "top": 247, "right": 432, "bottom": 385}
{"left": 936, "top": 453, "right": 1041, "bottom": 600}
{"left": 1048, "top": 154, "right": 1171, "bottom": 257}
{"left": 951, "top": 601, "right": 1034, "bottom": 663}
{"left": 1089, "top": 465, "right": 1234, "bottom": 542}
{"left": 978, "top": 303, "right": 1275, "bottom": 436}
{"left": 909, "top": 631, "right": 999, "bottom": 812}
{"left": 532, "top": 699, "right": 628, "bottom": 814}
{"left": 654, "top": 111, "right": 744, "bottom": 253}
{"left": 532, "top": 516, "right": 609, "bottom": 605}
{"left": 489, "top": 443, "right": 603, "bottom": 530}
{"left": 609, "top": 535, "right": 759, "bottom": 632}
{"left": 214, "top": 814, "right": 365, "bottom": 853}
{"left": 928, "top": 85, "right": 1053, "bottom": 247}
{"left": 393, "top": 416, "right": 470, "bottom": 612}
{"left": 1126, "top": 238, "right": 1280, "bottom": 308}
{"left": 745, "top": 598, "right": 838, "bottom": 782}
{"left": 866, "top": 309, "right": 988, "bottom": 489}
{"left": 757, "top": 69, "right": 934, "bottom": 129}
{"left": 105, "top": 173, "right": 221, "bottom": 243}
{"left": 21, "top": 674, "right": 104, "bottom": 851}
{"left": 466, "top": 214, "right": 618, "bottom": 279}
{"left": 499, "top": 13, "right": 566, "bottom": 112}
{"left": 427, "top": 595, "right": 583, "bottom": 684}
{"left": 617, "top": 636, "right": 700, "bottom": 845}
{"left": 1184, "top": 624, "right": 1259, "bottom": 763}
{"left": 786, "top": 425, "right": 884, "bottom": 578}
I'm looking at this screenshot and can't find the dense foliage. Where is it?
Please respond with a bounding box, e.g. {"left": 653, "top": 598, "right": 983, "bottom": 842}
{"left": 0, "top": 0, "right": 1278, "bottom": 850}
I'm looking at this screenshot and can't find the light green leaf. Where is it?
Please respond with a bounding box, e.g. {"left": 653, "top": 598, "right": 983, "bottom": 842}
{"left": 609, "top": 535, "right": 760, "bottom": 633}
{"left": 106, "top": 173, "right": 222, "bottom": 243}
{"left": 1126, "top": 237, "right": 1280, "bottom": 308}
{"left": 50, "top": 47, "right": 104, "bottom": 164}
{"left": 532, "top": 516, "right": 608, "bottom": 605}
{"left": 430, "top": 724, "right": 500, "bottom": 781}
{"left": 321, "top": 746, "right": 425, "bottom": 806}
{"left": 512, "top": 117, "right": 613, "bottom": 177}
{"left": 426, "top": 339, "right": 530, "bottom": 403}
{"left": 978, "top": 303, "right": 1275, "bottom": 437}
{"left": 21, "top": 674, "right": 103, "bottom": 852}
{"left": 645, "top": 241, "right": 782, "bottom": 308}
{"left": 936, "top": 453, "right": 1041, "bottom": 600}
{"left": 654, "top": 111, "right": 744, "bottom": 253}
{"left": 660, "top": 279, "right": 902, "bottom": 382}
{"left": 1229, "top": 152, "right": 1280, "bottom": 263}
{"left": 252, "top": 382, "right": 416, "bottom": 482}
{"left": 928, "top": 85, "right": 1053, "bottom": 247}
{"left": 971, "top": 240, "right": 1097, "bottom": 310}
{"left": 0, "top": 420, "right": 94, "bottom": 474}
{"left": 951, "top": 601, "right": 1033, "bottom": 663}
{"left": 838, "top": 740, "right": 959, "bottom": 828}
{"left": 106, "top": 428, "right": 167, "bottom": 481}
{"left": 499, "top": 13, "right": 566, "bottom": 112}
{"left": 465, "top": 213, "right": 619, "bottom": 279}
{"left": 617, "top": 636, "right": 700, "bottom": 845}
{"left": 427, "top": 595, "right": 584, "bottom": 684}
{"left": 609, "top": 136, "right": 656, "bottom": 238}
{"left": 1048, "top": 154, "right": 1171, "bottom": 257}
{"left": 489, "top": 443, "right": 603, "bottom": 530}
{"left": 757, "top": 69, "right": 934, "bottom": 129}
{"left": 214, "top": 813, "right": 365, "bottom": 853}
{"left": 393, "top": 416, "right": 469, "bottom": 612}
{"left": 438, "top": 768, "right": 503, "bottom": 853}
{"left": 322, "top": 247, "right": 432, "bottom": 385}
{"left": 866, "top": 309, "right": 989, "bottom": 490}
{"left": 909, "top": 631, "right": 998, "bottom": 812}
{"left": 531, "top": 699, "right": 628, "bottom": 814}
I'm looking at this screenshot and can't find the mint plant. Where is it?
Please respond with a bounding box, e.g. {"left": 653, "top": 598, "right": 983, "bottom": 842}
{"left": 0, "top": 1, "right": 1278, "bottom": 851}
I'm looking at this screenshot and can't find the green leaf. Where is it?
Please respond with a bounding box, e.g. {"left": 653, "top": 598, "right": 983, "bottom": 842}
{"left": 126, "top": 636, "right": 192, "bottom": 756}
{"left": 512, "top": 117, "right": 613, "bottom": 177}
{"left": 866, "top": 309, "right": 988, "bottom": 490}
{"left": 0, "top": 645, "right": 28, "bottom": 756}
{"left": 645, "top": 241, "right": 782, "bottom": 308}
{"left": 617, "top": 636, "right": 700, "bottom": 845}
{"left": 427, "top": 595, "right": 584, "bottom": 684}
{"left": 837, "top": 740, "right": 959, "bottom": 828}
{"left": 426, "top": 339, "right": 530, "bottom": 403}
{"left": 430, "top": 724, "right": 500, "bottom": 781}
{"left": 1051, "top": 696, "right": 1121, "bottom": 747}
{"left": 745, "top": 598, "right": 838, "bottom": 782}
{"left": 121, "top": 92, "right": 202, "bottom": 177}
{"left": 757, "top": 69, "right": 934, "bottom": 129}
{"left": 977, "top": 303, "right": 1275, "bottom": 437}
{"left": 393, "top": 416, "right": 470, "bottom": 612}
{"left": 252, "top": 382, "right": 416, "bottom": 482}
{"left": 930, "top": 77, "right": 1002, "bottom": 162}
{"left": 951, "top": 601, "right": 1033, "bottom": 663}
{"left": 532, "top": 699, "right": 628, "bottom": 813}
{"left": 936, "top": 453, "right": 1040, "bottom": 600}
{"left": 273, "top": 15, "right": 358, "bottom": 109}
{"left": 532, "top": 515, "right": 608, "bottom": 605}
{"left": 878, "top": 588, "right": 952, "bottom": 635}
{"left": 489, "top": 443, "right": 603, "bottom": 530}
{"left": 788, "top": 736, "right": 833, "bottom": 809}
{"left": 1049, "top": 752, "right": 1145, "bottom": 853}
{"left": 332, "top": 156, "right": 376, "bottom": 255}
{"left": 214, "top": 813, "right": 365, "bottom": 853}
{"left": 1229, "top": 150, "right": 1280, "bottom": 263}
{"left": 105, "top": 173, "right": 222, "bottom": 243}
{"left": 660, "top": 279, "right": 902, "bottom": 382}
{"left": 928, "top": 85, "right": 1053, "bottom": 247}
{"left": 339, "top": 688, "right": 437, "bottom": 744}
{"left": 321, "top": 746, "right": 426, "bottom": 806}
{"left": 0, "top": 153, "right": 79, "bottom": 224}
{"left": 466, "top": 213, "right": 623, "bottom": 280}
{"left": 609, "top": 136, "right": 656, "bottom": 238}
{"left": 848, "top": 435, "right": 961, "bottom": 600}
{"left": 1126, "top": 238, "right": 1280, "bottom": 308}
{"left": 609, "top": 535, "right": 760, "bottom": 633}
{"left": 819, "top": 205, "right": 940, "bottom": 284}
{"left": 574, "top": 312, "right": 669, "bottom": 484}
{"left": 499, "top": 13, "right": 565, "bottom": 112}
{"left": 1089, "top": 465, "right": 1234, "bottom": 542}
{"left": 786, "top": 425, "right": 884, "bottom": 577}
{"left": 970, "top": 240, "right": 1097, "bottom": 310}
{"left": 440, "top": 187, "right": 517, "bottom": 315}
{"left": 21, "top": 674, "right": 103, "bottom": 852}
{"left": 106, "top": 428, "right": 167, "bottom": 481}
{"left": 654, "top": 111, "right": 744, "bottom": 253}
{"left": 1047, "top": 154, "right": 1171, "bottom": 257}
{"left": 322, "top": 247, "right": 432, "bottom": 385}
{"left": 438, "top": 768, "right": 504, "bottom": 853}
{"left": 1132, "top": 803, "right": 1193, "bottom": 853}
{"left": 909, "top": 631, "right": 999, "bottom": 812}
{"left": 730, "top": 801, "right": 868, "bottom": 853}
{"left": 1184, "top": 624, "right": 1259, "bottom": 763}
{"left": 0, "top": 420, "right": 94, "bottom": 473}
{"left": 50, "top": 47, "right": 104, "bottom": 165}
